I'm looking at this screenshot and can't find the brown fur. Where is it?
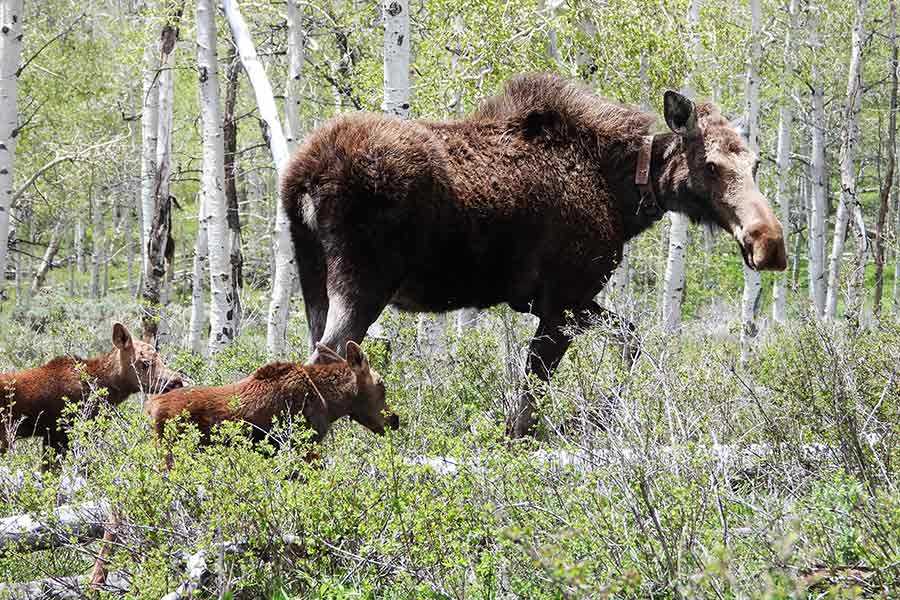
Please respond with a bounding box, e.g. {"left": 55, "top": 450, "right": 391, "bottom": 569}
{"left": 0, "top": 323, "right": 182, "bottom": 458}
{"left": 145, "top": 342, "right": 398, "bottom": 452}
{"left": 281, "top": 73, "right": 786, "bottom": 436}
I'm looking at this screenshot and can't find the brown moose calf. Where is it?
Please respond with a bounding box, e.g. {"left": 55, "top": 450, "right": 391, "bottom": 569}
{"left": 0, "top": 323, "right": 183, "bottom": 460}
{"left": 145, "top": 342, "right": 398, "bottom": 456}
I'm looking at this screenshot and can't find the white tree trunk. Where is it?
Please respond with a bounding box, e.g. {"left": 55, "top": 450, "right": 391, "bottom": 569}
{"left": 140, "top": 42, "right": 159, "bottom": 270}
{"left": 30, "top": 223, "right": 62, "bottom": 295}
{"left": 197, "top": 0, "right": 235, "bottom": 354}
{"left": 124, "top": 197, "right": 135, "bottom": 294}
{"left": 142, "top": 8, "right": 182, "bottom": 343}
{"left": 740, "top": 0, "right": 763, "bottom": 364}
{"left": 772, "top": 0, "right": 799, "bottom": 323}
{"left": 285, "top": 0, "right": 305, "bottom": 151}
{"left": 662, "top": 216, "right": 688, "bottom": 330}
{"left": 74, "top": 215, "right": 85, "bottom": 274}
{"left": 606, "top": 242, "right": 630, "bottom": 308}
{"left": 662, "top": 0, "right": 700, "bottom": 331}
{"left": 223, "top": 54, "right": 243, "bottom": 333}
{"left": 382, "top": 0, "right": 410, "bottom": 118}
{"left": 90, "top": 196, "right": 105, "bottom": 298}
{"left": 824, "top": 0, "right": 868, "bottom": 323}
{"left": 874, "top": 0, "right": 897, "bottom": 316}
{"left": 0, "top": 0, "right": 23, "bottom": 300}
{"left": 188, "top": 192, "right": 208, "bottom": 354}
{"left": 223, "top": 0, "right": 294, "bottom": 359}
{"left": 808, "top": 14, "right": 828, "bottom": 317}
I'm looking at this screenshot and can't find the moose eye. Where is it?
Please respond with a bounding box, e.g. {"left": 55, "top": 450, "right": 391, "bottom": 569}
{"left": 704, "top": 162, "right": 718, "bottom": 178}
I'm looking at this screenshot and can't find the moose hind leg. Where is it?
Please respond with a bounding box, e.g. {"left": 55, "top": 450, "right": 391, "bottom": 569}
{"left": 309, "top": 292, "right": 389, "bottom": 362}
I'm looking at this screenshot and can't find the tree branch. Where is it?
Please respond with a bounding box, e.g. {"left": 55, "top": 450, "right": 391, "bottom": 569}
{"left": 17, "top": 13, "right": 87, "bottom": 78}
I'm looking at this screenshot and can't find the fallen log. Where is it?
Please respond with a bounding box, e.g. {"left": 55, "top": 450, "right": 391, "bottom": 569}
{"left": 0, "top": 500, "right": 109, "bottom": 554}
{"left": 0, "top": 571, "right": 128, "bottom": 599}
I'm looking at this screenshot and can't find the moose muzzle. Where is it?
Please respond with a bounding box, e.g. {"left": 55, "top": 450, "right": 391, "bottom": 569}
{"left": 735, "top": 193, "right": 787, "bottom": 272}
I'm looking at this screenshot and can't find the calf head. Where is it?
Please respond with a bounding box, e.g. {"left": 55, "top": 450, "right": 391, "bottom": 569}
{"left": 111, "top": 323, "right": 183, "bottom": 395}
{"left": 661, "top": 91, "right": 787, "bottom": 272}
{"left": 316, "top": 341, "right": 399, "bottom": 435}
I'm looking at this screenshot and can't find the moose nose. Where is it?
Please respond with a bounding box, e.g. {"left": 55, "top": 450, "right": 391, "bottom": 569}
{"left": 387, "top": 413, "right": 400, "bottom": 430}
{"left": 744, "top": 220, "right": 787, "bottom": 272}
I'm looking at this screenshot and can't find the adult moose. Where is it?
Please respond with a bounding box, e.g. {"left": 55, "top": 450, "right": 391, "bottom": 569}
{"left": 282, "top": 74, "right": 786, "bottom": 437}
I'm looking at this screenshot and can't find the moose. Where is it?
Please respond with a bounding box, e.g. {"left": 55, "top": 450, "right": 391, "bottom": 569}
{"left": 144, "top": 341, "right": 399, "bottom": 460}
{"left": 281, "top": 73, "right": 786, "bottom": 437}
{"left": 0, "top": 323, "right": 183, "bottom": 462}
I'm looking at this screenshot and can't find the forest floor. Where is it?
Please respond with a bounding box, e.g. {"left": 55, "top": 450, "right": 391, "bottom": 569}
{"left": 0, "top": 290, "right": 898, "bottom": 599}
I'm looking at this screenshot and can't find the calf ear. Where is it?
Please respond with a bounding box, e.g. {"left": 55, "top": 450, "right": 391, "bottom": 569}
{"left": 663, "top": 90, "right": 700, "bottom": 138}
{"left": 313, "top": 342, "right": 344, "bottom": 364}
{"left": 345, "top": 341, "right": 368, "bottom": 372}
{"left": 112, "top": 323, "right": 134, "bottom": 351}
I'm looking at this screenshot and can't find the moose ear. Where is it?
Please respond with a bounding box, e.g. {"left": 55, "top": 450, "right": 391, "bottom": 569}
{"left": 313, "top": 342, "right": 344, "bottom": 365}
{"left": 112, "top": 323, "right": 133, "bottom": 351}
{"left": 729, "top": 115, "right": 750, "bottom": 142}
{"left": 663, "top": 90, "right": 700, "bottom": 138}
{"left": 345, "top": 341, "right": 368, "bottom": 372}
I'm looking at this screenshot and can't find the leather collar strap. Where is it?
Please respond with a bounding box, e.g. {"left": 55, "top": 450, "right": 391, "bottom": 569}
{"left": 635, "top": 134, "right": 661, "bottom": 217}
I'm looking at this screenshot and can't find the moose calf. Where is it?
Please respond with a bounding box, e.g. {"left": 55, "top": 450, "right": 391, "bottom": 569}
{"left": 0, "top": 323, "right": 183, "bottom": 461}
{"left": 145, "top": 341, "right": 399, "bottom": 458}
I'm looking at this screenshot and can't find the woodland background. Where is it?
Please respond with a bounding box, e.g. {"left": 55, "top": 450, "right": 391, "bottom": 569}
{"left": 0, "top": 0, "right": 898, "bottom": 598}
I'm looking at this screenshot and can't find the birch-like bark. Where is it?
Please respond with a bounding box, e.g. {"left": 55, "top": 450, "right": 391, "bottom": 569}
{"left": 382, "top": 0, "right": 410, "bottom": 118}
{"left": 808, "top": 11, "right": 828, "bottom": 317}
{"left": 198, "top": 0, "right": 235, "bottom": 354}
{"left": 142, "top": 4, "right": 184, "bottom": 342}
{"left": 772, "top": 0, "right": 799, "bottom": 323}
{"left": 90, "top": 195, "right": 105, "bottom": 298}
{"left": 740, "top": 0, "right": 763, "bottom": 364}
{"left": 874, "top": 0, "right": 897, "bottom": 316}
{"left": 74, "top": 215, "right": 85, "bottom": 274}
{"left": 223, "top": 53, "right": 243, "bottom": 334}
{"left": 140, "top": 42, "right": 159, "bottom": 269}
{"left": 824, "top": 0, "right": 868, "bottom": 323}
{"left": 30, "top": 222, "right": 62, "bottom": 295}
{"left": 223, "top": 0, "right": 294, "bottom": 358}
{"left": 188, "top": 192, "right": 208, "bottom": 354}
{"left": 0, "top": 0, "right": 23, "bottom": 300}
{"left": 662, "top": 0, "right": 700, "bottom": 331}
{"left": 285, "top": 0, "right": 305, "bottom": 150}
{"left": 124, "top": 197, "right": 135, "bottom": 294}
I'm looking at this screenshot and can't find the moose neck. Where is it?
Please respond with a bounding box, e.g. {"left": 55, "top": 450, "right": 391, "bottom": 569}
{"left": 83, "top": 352, "right": 135, "bottom": 405}
{"left": 617, "top": 132, "right": 701, "bottom": 241}
{"left": 296, "top": 364, "right": 357, "bottom": 436}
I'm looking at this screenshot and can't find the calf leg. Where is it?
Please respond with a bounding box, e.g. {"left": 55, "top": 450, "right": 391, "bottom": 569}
{"left": 42, "top": 429, "right": 69, "bottom": 472}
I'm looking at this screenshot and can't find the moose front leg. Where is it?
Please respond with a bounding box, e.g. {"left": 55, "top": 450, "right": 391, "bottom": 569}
{"left": 507, "top": 315, "right": 573, "bottom": 438}
{"left": 506, "top": 303, "right": 641, "bottom": 438}
{"left": 582, "top": 302, "right": 640, "bottom": 367}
